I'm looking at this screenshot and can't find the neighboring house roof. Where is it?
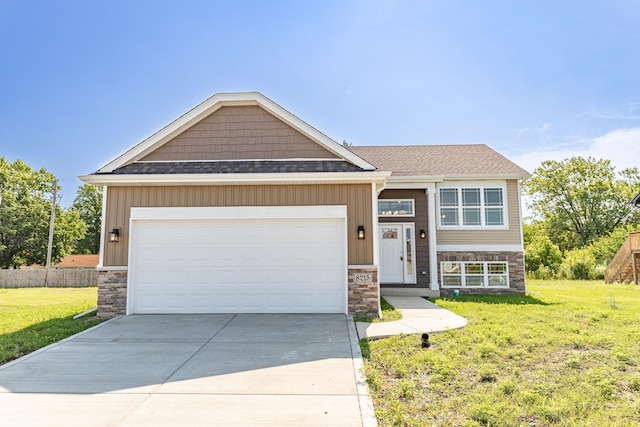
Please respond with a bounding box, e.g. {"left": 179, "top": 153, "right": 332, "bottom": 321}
{"left": 349, "top": 144, "right": 531, "bottom": 179}
{"left": 632, "top": 192, "right": 640, "bottom": 206}
{"left": 55, "top": 254, "right": 99, "bottom": 268}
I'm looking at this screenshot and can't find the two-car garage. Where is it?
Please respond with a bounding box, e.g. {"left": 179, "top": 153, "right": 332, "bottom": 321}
{"left": 126, "top": 206, "right": 348, "bottom": 314}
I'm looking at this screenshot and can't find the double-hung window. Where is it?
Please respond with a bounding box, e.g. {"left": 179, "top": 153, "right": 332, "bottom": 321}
{"left": 438, "top": 184, "right": 506, "bottom": 228}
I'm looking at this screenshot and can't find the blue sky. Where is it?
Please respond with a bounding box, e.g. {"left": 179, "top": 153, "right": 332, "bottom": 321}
{"left": 2, "top": 0, "right": 639, "bottom": 206}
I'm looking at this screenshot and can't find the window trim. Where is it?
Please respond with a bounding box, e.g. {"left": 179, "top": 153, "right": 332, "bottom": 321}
{"left": 377, "top": 199, "right": 415, "bottom": 217}
{"left": 440, "top": 261, "right": 509, "bottom": 288}
{"left": 436, "top": 182, "right": 508, "bottom": 230}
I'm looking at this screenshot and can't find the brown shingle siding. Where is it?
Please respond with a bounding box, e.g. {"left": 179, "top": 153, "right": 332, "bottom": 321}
{"left": 140, "top": 105, "right": 339, "bottom": 162}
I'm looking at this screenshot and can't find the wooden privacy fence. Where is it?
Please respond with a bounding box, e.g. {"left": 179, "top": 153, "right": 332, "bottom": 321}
{"left": 0, "top": 269, "right": 98, "bottom": 288}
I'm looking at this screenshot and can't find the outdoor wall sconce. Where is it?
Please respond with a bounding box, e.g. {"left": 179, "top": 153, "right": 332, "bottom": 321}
{"left": 357, "top": 225, "right": 365, "bottom": 240}
{"left": 109, "top": 228, "right": 120, "bottom": 243}
{"left": 419, "top": 229, "right": 426, "bottom": 239}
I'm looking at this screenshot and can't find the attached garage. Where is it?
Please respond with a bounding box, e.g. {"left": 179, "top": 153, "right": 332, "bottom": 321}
{"left": 127, "top": 206, "right": 348, "bottom": 314}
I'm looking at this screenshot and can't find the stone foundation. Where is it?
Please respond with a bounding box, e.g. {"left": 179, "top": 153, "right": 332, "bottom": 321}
{"left": 437, "top": 251, "right": 525, "bottom": 296}
{"left": 97, "top": 269, "right": 128, "bottom": 318}
{"left": 97, "top": 266, "right": 380, "bottom": 317}
{"left": 347, "top": 266, "right": 380, "bottom": 317}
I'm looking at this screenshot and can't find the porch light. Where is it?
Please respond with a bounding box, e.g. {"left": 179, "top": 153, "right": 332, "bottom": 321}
{"left": 357, "top": 225, "right": 365, "bottom": 240}
{"left": 109, "top": 228, "right": 120, "bottom": 243}
{"left": 420, "top": 229, "right": 426, "bottom": 239}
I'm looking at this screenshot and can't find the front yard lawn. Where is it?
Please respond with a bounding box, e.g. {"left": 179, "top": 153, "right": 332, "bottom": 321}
{"left": 0, "top": 287, "right": 100, "bottom": 365}
{"left": 361, "top": 280, "right": 640, "bottom": 426}
{"left": 355, "top": 297, "right": 402, "bottom": 323}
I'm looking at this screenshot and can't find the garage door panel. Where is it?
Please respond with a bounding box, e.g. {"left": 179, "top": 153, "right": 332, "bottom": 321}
{"left": 130, "top": 216, "right": 346, "bottom": 314}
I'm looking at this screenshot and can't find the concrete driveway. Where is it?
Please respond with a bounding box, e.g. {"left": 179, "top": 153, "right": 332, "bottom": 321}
{"left": 0, "top": 314, "right": 375, "bottom": 426}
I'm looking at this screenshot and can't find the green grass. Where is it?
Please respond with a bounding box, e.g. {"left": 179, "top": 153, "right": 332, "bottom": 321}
{"left": 0, "top": 287, "right": 101, "bottom": 365}
{"left": 360, "top": 280, "right": 640, "bottom": 426}
{"left": 355, "top": 297, "right": 403, "bottom": 323}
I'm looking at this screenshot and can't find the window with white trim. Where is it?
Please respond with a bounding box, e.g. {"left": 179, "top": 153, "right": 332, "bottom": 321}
{"left": 441, "top": 261, "right": 509, "bottom": 288}
{"left": 378, "top": 199, "right": 414, "bottom": 217}
{"left": 438, "top": 186, "right": 505, "bottom": 227}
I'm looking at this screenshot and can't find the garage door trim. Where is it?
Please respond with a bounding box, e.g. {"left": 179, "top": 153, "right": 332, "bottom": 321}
{"left": 126, "top": 206, "right": 348, "bottom": 314}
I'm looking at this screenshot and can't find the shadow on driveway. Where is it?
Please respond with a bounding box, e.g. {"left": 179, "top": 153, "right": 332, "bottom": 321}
{"left": 0, "top": 314, "right": 370, "bottom": 426}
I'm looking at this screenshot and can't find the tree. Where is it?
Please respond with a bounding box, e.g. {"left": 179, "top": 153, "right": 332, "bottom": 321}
{"left": 524, "top": 235, "right": 562, "bottom": 275}
{"left": 523, "top": 157, "right": 640, "bottom": 252}
{"left": 70, "top": 184, "right": 102, "bottom": 254}
{"left": 0, "top": 157, "right": 86, "bottom": 268}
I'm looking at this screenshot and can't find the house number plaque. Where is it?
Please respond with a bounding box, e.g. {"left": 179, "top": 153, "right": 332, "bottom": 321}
{"left": 354, "top": 273, "right": 372, "bottom": 282}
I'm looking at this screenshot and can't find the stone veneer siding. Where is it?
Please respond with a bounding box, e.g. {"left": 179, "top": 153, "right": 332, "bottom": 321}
{"left": 437, "top": 251, "right": 525, "bottom": 295}
{"left": 97, "top": 267, "right": 380, "bottom": 318}
{"left": 347, "top": 266, "right": 380, "bottom": 317}
{"left": 97, "top": 269, "right": 128, "bottom": 318}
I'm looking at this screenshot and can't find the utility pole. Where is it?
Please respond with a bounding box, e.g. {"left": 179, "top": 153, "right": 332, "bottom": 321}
{"left": 44, "top": 181, "right": 57, "bottom": 287}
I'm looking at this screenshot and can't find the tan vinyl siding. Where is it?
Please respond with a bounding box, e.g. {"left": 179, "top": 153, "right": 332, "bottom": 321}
{"left": 103, "top": 184, "right": 372, "bottom": 267}
{"left": 140, "top": 106, "right": 338, "bottom": 161}
{"left": 436, "top": 180, "right": 522, "bottom": 245}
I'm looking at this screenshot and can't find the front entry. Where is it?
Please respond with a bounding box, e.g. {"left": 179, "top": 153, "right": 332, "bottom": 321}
{"left": 378, "top": 223, "right": 416, "bottom": 284}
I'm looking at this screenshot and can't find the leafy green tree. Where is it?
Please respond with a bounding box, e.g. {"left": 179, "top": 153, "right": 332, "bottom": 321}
{"left": 0, "top": 157, "right": 86, "bottom": 268}
{"left": 586, "top": 224, "right": 639, "bottom": 266}
{"left": 558, "top": 248, "right": 599, "bottom": 280}
{"left": 525, "top": 235, "right": 563, "bottom": 275}
{"left": 523, "top": 157, "right": 640, "bottom": 252}
{"left": 70, "top": 184, "right": 102, "bottom": 254}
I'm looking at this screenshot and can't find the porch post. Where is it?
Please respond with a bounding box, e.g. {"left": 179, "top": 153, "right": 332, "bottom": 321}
{"left": 426, "top": 184, "right": 439, "bottom": 291}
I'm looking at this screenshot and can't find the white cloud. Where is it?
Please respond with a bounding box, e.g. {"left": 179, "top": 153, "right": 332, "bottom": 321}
{"left": 511, "top": 127, "right": 640, "bottom": 174}
{"left": 516, "top": 123, "right": 551, "bottom": 138}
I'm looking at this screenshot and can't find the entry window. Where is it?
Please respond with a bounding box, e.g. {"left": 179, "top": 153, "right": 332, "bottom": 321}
{"left": 438, "top": 185, "right": 506, "bottom": 228}
{"left": 382, "top": 228, "right": 398, "bottom": 239}
{"left": 405, "top": 228, "right": 413, "bottom": 275}
{"left": 441, "top": 261, "right": 509, "bottom": 288}
{"left": 378, "top": 200, "right": 415, "bottom": 217}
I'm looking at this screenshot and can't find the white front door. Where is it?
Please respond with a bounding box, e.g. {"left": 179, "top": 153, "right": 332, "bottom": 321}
{"left": 378, "top": 223, "right": 416, "bottom": 284}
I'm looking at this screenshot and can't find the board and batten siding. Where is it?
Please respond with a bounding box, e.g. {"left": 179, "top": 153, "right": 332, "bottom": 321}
{"left": 436, "top": 180, "right": 523, "bottom": 246}
{"left": 103, "top": 184, "right": 373, "bottom": 267}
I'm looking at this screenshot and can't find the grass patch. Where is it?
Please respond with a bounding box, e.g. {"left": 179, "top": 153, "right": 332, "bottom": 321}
{"left": 354, "top": 297, "right": 402, "bottom": 323}
{"left": 0, "top": 287, "right": 100, "bottom": 365}
{"left": 361, "top": 280, "right": 640, "bottom": 426}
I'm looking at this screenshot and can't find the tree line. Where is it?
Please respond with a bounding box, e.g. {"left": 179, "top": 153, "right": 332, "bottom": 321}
{"left": 523, "top": 157, "right": 640, "bottom": 280}
{"left": 0, "top": 157, "right": 102, "bottom": 269}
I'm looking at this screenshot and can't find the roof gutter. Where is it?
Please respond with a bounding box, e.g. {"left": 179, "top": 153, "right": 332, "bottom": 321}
{"left": 79, "top": 171, "right": 391, "bottom": 186}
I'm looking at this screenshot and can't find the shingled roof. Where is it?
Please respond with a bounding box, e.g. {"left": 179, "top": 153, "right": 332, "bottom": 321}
{"left": 107, "top": 160, "right": 365, "bottom": 174}
{"left": 349, "top": 144, "right": 530, "bottom": 178}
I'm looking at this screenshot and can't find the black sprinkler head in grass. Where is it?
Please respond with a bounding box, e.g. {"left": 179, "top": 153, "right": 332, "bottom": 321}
{"left": 421, "top": 333, "right": 430, "bottom": 348}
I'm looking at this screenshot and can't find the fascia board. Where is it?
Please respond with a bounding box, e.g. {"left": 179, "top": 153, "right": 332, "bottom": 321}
{"left": 98, "top": 92, "right": 375, "bottom": 173}
{"left": 79, "top": 171, "right": 391, "bottom": 186}
{"left": 387, "top": 174, "right": 531, "bottom": 183}
{"left": 441, "top": 174, "right": 532, "bottom": 181}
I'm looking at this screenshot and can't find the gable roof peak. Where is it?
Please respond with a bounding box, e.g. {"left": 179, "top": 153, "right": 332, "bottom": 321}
{"left": 97, "top": 92, "right": 375, "bottom": 173}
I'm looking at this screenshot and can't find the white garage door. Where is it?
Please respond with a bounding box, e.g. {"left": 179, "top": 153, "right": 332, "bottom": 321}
{"left": 128, "top": 208, "right": 347, "bottom": 314}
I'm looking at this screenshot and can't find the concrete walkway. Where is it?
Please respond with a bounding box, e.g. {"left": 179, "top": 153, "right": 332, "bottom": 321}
{"left": 0, "top": 314, "right": 376, "bottom": 427}
{"left": 355, "top": 296, "right": 467, "bottom": 340}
